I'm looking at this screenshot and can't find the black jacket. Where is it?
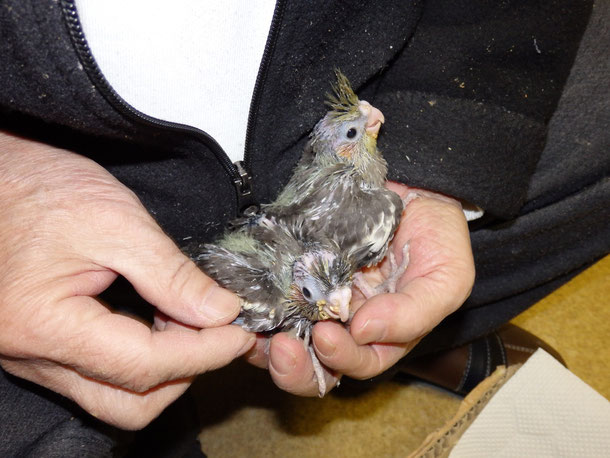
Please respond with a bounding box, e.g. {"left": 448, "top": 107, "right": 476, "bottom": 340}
{"left": 1, "top": 0, "right": 605, "bottom": 349}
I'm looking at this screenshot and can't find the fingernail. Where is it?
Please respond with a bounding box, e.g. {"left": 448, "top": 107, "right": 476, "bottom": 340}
{"left": 200, "top": 286, "right": 240, "bottom": 324}
{"left": 315, "top": 333, "right": 336, "bottom": 358}
{"left": 153, "top": 314, "right": 168, "bottom": 331}
{"left": 359, "top": 319, "right": 387, "bottom": 344}
{"left": 269, "top": 343, "right": 296, "bottom": 376}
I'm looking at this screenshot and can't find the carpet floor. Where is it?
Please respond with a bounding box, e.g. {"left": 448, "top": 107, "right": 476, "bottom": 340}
{"left": 194, "top": 255, "right": 609, "bottom": 457}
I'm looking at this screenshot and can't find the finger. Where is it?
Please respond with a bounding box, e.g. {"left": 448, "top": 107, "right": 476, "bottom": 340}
{"left": 385, "top": 181, "right": 462, "bottom": 209}
{"left": 44, "top": 296, "right": 255, "bottom": 392}
{"left": 243, "top": 334, "right": 271, "bottom": 369}
{"left": 157, "top": 314, "right": 200, "bottom": 332}
{"left": 350, "top": 271, "right": 469, "bottom": 346}
{"left": 350, "top": 197, "right": 474, "bottom": 345}
{"left": 153, "top": 310, "right": 170, "bottom": 331}
{"left": 268, "top": 333, "right": 338, "bottom": 397}
{"left": 0, "top": 357, "right": 192, "bottom": 430}
{"left": 67, "top": 368, "right": 191, "bottom": 430}
{"left": 95, "top": 219, "right": 241, "bottom": 329}
{"left": 313, "top": 321, "right": 414, "bottom": 379}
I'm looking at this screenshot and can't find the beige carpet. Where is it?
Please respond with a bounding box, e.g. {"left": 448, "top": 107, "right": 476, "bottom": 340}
{"left": 194, "top": 255, "right": 609, "bottom": 457}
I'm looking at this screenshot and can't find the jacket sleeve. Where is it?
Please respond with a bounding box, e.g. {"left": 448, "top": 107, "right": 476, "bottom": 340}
{"left": 371, "top": 0, "right": 593, "bottom": 218}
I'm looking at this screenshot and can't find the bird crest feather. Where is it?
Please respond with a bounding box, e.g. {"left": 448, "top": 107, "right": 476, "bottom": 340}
{"left": 325, "top": 69, "right": 360, "bottom": 121}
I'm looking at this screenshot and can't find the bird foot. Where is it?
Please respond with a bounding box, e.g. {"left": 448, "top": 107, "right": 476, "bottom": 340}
{"left": 296, "top": 327, "right": 327, "bottom": 397}
{"left": 308, "top": 345, "right": 327, "bottom": 397}
{"left": 402, "top": 191, "right": 422, "bottom": 207}
{"left": 380, "top": 241, "right": 410, "bottom": 293}
{"left": 353, "top": 272, "right": 377, "bottom": 300}
{"left": 403, "top": 189, "right": 457, "bottom": 207}
{"left": 354, "top": 242, "right": 410, "bottom": 299}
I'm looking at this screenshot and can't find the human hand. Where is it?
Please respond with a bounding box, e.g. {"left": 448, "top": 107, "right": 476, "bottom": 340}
{"left": 245, "top": 182, "right": 474, "bottom": 395}
{"left": 0, "top": 131, "right": 255, "bottom": 429}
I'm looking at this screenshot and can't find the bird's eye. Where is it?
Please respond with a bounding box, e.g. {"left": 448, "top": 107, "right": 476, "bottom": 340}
{"left": 302, "top": 287, "right": 312, "bottom": 299}
{"left": 346, "top": 128, "right": 357, "bottom": 139}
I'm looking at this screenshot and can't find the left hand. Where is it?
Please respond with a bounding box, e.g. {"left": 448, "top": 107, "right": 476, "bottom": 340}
{"left": 0, "top": 132, "right": 253, "bottom": 429}
{"left": 245, "top": 182, "right": 475, "bottom": 396}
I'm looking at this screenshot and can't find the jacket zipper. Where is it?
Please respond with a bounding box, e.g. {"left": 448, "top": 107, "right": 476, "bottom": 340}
{"left": 243, "top": 0, "right": 286, "bottom": 174}
{"left": 60, "top": 0, "right": 285, "bottom": 216}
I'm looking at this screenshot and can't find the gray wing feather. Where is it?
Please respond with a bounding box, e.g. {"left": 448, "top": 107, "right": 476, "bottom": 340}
{"left": 265, "top": 167, "right": 404, "bottom": 269}
{"left": 194, "top": 244, "right": 278, "bottom": 304}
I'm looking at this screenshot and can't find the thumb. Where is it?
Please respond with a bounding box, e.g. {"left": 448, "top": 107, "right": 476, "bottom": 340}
{"left": 101, "top": 221, "right": 240, "bottom": 328}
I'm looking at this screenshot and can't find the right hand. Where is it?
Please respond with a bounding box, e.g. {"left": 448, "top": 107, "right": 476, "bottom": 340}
{"left": 0, "top": 130, "right": 254, "bottom": 430}
{"left": 244, "top": 183, "right": 475, "bottom": 396}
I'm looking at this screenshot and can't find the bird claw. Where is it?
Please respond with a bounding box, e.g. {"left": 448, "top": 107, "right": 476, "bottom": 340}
{"left": 354, "top": 242, "right": 410, "bottom": 299}
{"left": 309, "top": 345, "right": 327, "bottom": 397}
{"left": 301, "top": 329, "right": 327, "bottom": 397}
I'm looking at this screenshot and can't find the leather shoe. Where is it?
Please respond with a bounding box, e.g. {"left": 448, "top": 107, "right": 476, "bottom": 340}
{"left": 395, "top": 324, "right": 565, "bottom": 396}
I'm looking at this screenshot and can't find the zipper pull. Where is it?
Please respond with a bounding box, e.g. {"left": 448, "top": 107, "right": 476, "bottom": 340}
{"left": 233, "top": 161, "right": 259, "bottom": 217}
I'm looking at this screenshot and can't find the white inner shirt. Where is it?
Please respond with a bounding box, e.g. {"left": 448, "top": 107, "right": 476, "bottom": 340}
{"left": 73, "top": 2, "right": 485, "bottom": 220}
{"left": 75, "top": 0, "right": 277, "bottom": 163}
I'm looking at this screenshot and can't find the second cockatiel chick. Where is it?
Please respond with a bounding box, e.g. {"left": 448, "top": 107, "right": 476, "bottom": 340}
{"left": 264, "top": 70, "right": 407, "bottom": 291}
{"left": 195, "top": 216, "right": 353, "bottom": 396}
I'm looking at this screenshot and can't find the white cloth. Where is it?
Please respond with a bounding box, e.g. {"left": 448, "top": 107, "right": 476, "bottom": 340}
{"left": 74, "top": 0, "right": 276, "bottom": 163}
{"left": 74, "top": 2, "right": 486, "bottom": 220}
{"left": 459, "top": 200, "right": 484, "bottom": 221}
{"left": 450, "top": 349, "right": 610, "bottom": 457}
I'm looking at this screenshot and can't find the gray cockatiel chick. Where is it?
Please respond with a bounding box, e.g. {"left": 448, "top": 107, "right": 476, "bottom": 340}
{"left": 195, "top": 216, "right": 353, "bottom": 396}
{"left": 264, "top": 70, "right": 407, "bottom": 292}
{"left": 195, "top": 72, "right": 407, "bottom": 396}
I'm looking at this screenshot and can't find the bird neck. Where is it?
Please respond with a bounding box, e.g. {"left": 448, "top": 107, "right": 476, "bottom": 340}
{"left": 351, "top": 149, "right": 388, "bottom": 189}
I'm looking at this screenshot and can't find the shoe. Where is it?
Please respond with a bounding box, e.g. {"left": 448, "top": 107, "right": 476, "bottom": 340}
{"left": 395, "top": 324, "right": 565, "bottom": 396}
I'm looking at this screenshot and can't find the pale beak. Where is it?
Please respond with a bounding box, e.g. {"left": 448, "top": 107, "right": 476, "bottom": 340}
{"left": 359, "top": 100, "right": 385, "bottom": 139}
{"left": 325, "top": 286, "right": 353, "bottom": 322}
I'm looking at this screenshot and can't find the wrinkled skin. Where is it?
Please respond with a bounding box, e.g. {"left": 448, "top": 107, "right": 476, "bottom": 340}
{"left": 0, "top": 131, "right": 254, "bottom": 430}
{"left": 246, "top": 182, "right": 475, "bottom": 396}
{"left": 0, "top": 128, "right": 474, "bottom": 428}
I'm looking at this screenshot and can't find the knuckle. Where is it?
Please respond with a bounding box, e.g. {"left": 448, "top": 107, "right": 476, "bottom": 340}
{"left": 0, "top": 302, "right": 49, "bottom": 359}
{"left": 398, "top": 291, "right": 430, "bottom": 338}
{"left": 119, "top": 359, "right": 159, "bottom": 393}
{"left": 124, "top": 376, "right": 156, "bottom": 394}
{"left": 352, "top": 350, "right": 380, "bottom": 380}
{"left": 167, "top": 256, "right": 199, "bottom": 296}
{"left": 78, "top": 345, "right": 160, "bottom": 393}
{"left": 163, "top": 255, "right": 217, "bottom": 316}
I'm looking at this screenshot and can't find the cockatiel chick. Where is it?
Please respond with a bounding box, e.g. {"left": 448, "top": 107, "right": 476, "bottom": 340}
{"left": 196, "top": 72, "right": 407, "bottom": 395}
{"left": 264, "top": 70, "right": 407, "bottom": 292}
{"left": 195, "top": 216, "right": 353, "bottom": 396}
